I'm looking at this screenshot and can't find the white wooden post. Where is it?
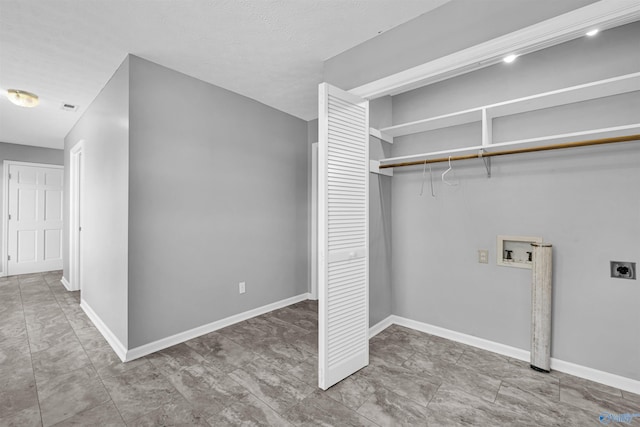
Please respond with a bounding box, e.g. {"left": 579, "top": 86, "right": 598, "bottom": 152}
{"left": 531, "top": 243, "right": 553, "bottom": 372}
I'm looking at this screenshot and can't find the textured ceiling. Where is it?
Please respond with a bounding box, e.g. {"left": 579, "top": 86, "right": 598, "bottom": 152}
{"left": 0, "top": 0, "right": 450, "bottom": 149}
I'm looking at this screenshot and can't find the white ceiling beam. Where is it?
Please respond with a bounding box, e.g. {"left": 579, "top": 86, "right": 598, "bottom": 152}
{"left": 350, "top": 0, "right": 640, "bottom": 100}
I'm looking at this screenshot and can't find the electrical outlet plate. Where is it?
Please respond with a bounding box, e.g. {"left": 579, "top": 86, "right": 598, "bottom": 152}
{"left": 239, "top": 281, "right": 246, "bottom": 294}
{"left": 478, "top": 249, "right": 489, "bottom": 264}
{"left": 610, "top": 261, "right": 636, "bottom": 280}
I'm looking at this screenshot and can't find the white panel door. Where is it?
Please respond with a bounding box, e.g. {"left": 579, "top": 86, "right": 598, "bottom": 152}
{"left": 318, "top": 83, "right": 369, "bottom": 390}
{"left": 7, "top": 164, "right": 64, "bottom": 275}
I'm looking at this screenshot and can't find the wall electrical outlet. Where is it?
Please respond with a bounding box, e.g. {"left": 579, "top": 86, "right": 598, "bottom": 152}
{"left": 239, "top": 281, "right": 246, "bottom": 294}
{"left": 610, "top": 261, "right": 636, "bottom": 280}
{"left": 478, "top": 249, "right": 489, "bottom": 264}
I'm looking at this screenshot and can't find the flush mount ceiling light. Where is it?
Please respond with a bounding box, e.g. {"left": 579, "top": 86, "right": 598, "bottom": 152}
{"left": 503, "top": 54, "right": 518, "bottom": 64}
{"left": 586, "top": 28, "right": 599, "bottom": 36}
{"left": 6, "top": 89, "right": 39, "bottom": 108}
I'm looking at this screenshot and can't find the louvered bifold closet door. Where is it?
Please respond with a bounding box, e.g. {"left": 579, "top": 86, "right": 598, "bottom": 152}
{"left": 318, "top": 83, "right": 369, "bottom": 390}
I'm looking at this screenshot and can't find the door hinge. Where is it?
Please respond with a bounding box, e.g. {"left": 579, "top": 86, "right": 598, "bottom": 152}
{"left": 8, "top": 173, "right": 11, "bottom": 180}
{"left": 7, "top": 255, "right": 10, "bottom": 261}
{"left": 7, "top": 214, "right": 11, "bottom": 220}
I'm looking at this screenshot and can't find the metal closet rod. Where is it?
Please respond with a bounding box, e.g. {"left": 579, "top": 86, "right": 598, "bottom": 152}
{"left": 379, "top": 134, "right": 640, "bottom": 169}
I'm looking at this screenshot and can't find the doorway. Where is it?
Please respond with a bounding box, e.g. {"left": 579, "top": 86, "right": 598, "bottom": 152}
{"left": 2, "top": 161, "right": 64, "bottom": 276}
{"left": 69, "top": 141, "right": 84, "bottom": 291}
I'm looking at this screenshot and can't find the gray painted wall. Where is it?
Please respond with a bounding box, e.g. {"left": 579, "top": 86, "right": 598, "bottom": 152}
{"left": 390, "top": 23, "right": 640, "bottom": 380}
{"left": 64, "top": 57, "right": 130, "bottom": 346}
{"left": 324, "top": 0, "right": 596, "bottom": 90}
{"left": 127, "top": 56, "right": 308, "bottom": 347}
{"left": 0, "top": 142, "right": 63, "bottom": 275}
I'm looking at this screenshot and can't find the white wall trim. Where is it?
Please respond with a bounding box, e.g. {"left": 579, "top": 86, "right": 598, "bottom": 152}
{"left": 80, "top": 298, "right": 127, "bottom": 362}
{"left": 369, "top": 316, "right": 394, "bottom": 338}
{"left": 125, "top": 293, "right": 311, "bottom": 362}
{"left": 350, "top": 1, "right": 640, "bottom": 99}
{"left": 550, "top": 359, "right": 640, "bottom": 395}
{"left": 371, "top": 315, "right": 640, "bottom": 394}
{"left": 60, "top": 277, "right": 72, "bottom": 291}
{"left": 392, "top": 315, "right": 530, "bottom": 361}
{"left": 68, "top": 140, "right": 84, "bottom": 292}
{"left": 1, "top": 161, "right": 9, "bottom": 277}
{"left": 1, "top": 160, "right": 65, "bottom": 278}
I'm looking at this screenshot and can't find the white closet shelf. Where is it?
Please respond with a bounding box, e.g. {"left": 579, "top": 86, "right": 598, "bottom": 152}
{"left": 486, "top": 72, "right": 640, "bottom": 118}
{"left": 371, "top": 72, "right": 640, "bottom": 139}
{"left": 379, "top": 124, "right": 640, "bottom": 166}
{"left": 491, "top": 124, "right": 640, "bottom": 147}
{"left": 376, "top": 109, "right": 482, "bottom": 138}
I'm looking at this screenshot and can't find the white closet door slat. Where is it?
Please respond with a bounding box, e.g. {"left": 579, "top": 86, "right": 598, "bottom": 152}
{"left": 327, "top": 109, "right": 366, "bottom": 127}
{"left": 329, "top": 239, "right": 366, "bottom": 246}
{"left": 328, "top": 124, "right": 367, "bottom": 140}
{"left": 328, "top": 190, "right": 365, "bottom": 198}
{"left": 329, "top": 169, "right": 365, "bottom": 179}
{"left": 318, "top": 83, "right": 369, "bottom": 390}
{"left": 328, "top": 120, "right": 368, "bottom": 137}
{"left": 329, "top": 135, "right": 364, "bottom": 153}
{"left": 328, "top": 157, "right": 365, "bottom": 169}
{"left": 329, "top": 97, "right": 366, "bottom": 115}
{"left": 327, "top": 230, "right": 365, "bottom": 239}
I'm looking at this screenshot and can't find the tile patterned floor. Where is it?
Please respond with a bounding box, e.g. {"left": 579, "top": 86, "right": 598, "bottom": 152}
{"left": 1, "top": 271, "right": 639, "bottom": 426}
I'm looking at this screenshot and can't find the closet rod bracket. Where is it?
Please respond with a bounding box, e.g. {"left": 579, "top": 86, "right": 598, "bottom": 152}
{"left": 479, "top": 150, "right": 491, "bottom": 178}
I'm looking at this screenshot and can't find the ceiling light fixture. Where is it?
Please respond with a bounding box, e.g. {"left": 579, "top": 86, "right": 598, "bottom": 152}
{"left": 6, "top": 89, "right": 39, "bottom": 108}
{"left": 586, "top": 28, "right": 599, "bottom": 37}
{"left": 503, "top": 54, "right": 518, "bottom": 64}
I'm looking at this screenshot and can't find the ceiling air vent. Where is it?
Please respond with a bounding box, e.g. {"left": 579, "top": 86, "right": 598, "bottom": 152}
{"left": 60, "top": 103, "right": 79, "bottom": 112}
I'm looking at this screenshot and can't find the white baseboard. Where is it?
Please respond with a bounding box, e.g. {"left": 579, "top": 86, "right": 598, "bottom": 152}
{"left": 393, "top": 315, "right": 531, "bottom": 362}
{"left": 371, "top": 315, "right": 640, "bottom": 394}
{"left": 550, "top": 358, "right": 640, "bottom": 395}
{"left": 80, "top": 299, "right": 127, "bottom": 362}
{"left": 369, "top": 316, "right": 394, "bottom": 338}
{"left": 125, "top": 293, "right": 311, "bottom": 362}
{"left": 60, "top": 277, "right": 72, "bottom": 291}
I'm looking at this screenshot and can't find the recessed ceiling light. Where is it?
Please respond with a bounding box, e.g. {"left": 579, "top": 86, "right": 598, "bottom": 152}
{"left": 6, "top": 89, "right": 39, "bottom": 108}
{"left": 503, "top": 54, "right": 518, "bottom": 64}
{"left": 586, "top": 29, "right": 599, "bottom": 37}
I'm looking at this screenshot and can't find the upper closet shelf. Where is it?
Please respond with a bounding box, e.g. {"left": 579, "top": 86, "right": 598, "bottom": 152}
{"left": 372, "top": 72, "right": 640, "bottom": 140}
{"left": 487, "top": 72, "right": 640, "bottom": 118}
{"left": 378, "top": 109, "right": 482, "bottom": 138}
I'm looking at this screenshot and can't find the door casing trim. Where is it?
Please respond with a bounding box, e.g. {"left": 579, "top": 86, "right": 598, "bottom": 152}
{"left": 69, "top": 140, "right": 85, "bottom": 291}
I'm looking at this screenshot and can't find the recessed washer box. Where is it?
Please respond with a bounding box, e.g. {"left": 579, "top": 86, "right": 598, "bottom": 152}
{"left": 497, "top": 235, "right": 543, "bottom": 269}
